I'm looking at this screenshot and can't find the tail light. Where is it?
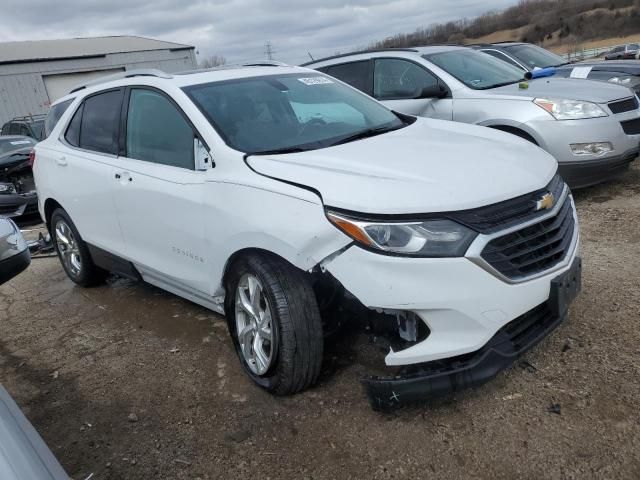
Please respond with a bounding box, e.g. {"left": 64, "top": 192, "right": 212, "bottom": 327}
{"left": 28, "top": 149, "right": 36, "bottom": 168}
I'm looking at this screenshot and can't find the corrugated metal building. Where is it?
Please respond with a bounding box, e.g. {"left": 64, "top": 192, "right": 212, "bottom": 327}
{"left": 0, "top": 36, "right": 197, "bottom": 125}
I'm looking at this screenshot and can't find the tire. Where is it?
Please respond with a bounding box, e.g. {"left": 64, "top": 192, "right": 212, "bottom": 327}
{"left": 51, "top": 208, "right": 107, "bottom": 287}
{"left": 225, "top": 252, "right": 323, "bottom": 395}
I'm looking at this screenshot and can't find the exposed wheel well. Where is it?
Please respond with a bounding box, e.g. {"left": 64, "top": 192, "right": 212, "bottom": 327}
{"left": 490, "top": 125, "right": 538, "bottom": 145}
{"left": 44, "top": 198, "right": 63, "bottom": 232}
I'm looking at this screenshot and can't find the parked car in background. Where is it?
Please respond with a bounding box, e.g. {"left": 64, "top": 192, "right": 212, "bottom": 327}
{"left": 605, "top": 43, "right": 640, "bottom": 60}
{"left": 35, "top": 67, "right": 581, "bottom": 408}
{"left": 0, "top": 217, "right": 30, "bottom": 284}
{"left": 471, "top": 42, "right": 640, "bottom": 97}
{"left": 1, "top": 114, "right": 46, "bottom": 141}
{"left": 305, "top": 46, "right": 640, "bottom": 188}
{"left": 0, "top": 136, "right": 38, "bottom": 218}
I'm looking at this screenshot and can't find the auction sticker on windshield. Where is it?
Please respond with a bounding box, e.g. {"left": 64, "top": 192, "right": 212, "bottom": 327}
{"left": 298, "top": 77, "right": 334, "bottom": 85}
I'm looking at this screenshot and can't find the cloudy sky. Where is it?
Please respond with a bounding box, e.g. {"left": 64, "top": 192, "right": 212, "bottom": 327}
{"left": 0, "top": 0, "right": 518, "bottom": 65}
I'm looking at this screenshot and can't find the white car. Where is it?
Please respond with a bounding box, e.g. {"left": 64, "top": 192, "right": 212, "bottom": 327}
{"left": 34, "top": 66, "right": 581, "bottom": 409}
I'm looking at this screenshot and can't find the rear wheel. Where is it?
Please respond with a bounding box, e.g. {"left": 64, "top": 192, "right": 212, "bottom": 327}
{"left": 225, "top": 253, "right": 323, "bottom": 395}
{"left": 51, "top": 208, "right": 106, "bottom": 287}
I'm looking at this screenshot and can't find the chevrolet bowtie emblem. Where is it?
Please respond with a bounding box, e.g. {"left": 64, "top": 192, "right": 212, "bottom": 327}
{"left": 536, "top": 192, "right": 555, "bottom": 211}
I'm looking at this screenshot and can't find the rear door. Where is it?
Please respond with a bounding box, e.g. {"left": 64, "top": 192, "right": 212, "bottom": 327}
{"left": 111, "top": 87, "right": 209, "bottom": 294}
{"left": 372, "top": 58, "right": 453, "bottom": 120}
{"left": 42, "top": 89, "right": 127, "bottom": 255}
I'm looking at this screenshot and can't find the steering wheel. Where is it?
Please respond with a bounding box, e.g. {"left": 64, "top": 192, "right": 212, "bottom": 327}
{"left": 298, "top": 117, "right": 326, "bottom": 137}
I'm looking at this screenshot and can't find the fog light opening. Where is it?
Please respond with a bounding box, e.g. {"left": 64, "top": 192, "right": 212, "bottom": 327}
{"left": 570, "top": 142, "right": 613, "bottom": 156}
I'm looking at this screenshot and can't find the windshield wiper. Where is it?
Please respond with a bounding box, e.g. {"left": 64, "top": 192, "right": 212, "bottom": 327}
{"left": 247, "top": 146, "right": 311, "bottom": 156}
{"left": 329, "top": 125, "right": 402, "bottom": 147}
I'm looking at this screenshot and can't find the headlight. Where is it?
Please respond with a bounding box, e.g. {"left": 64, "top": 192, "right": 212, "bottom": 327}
{"left": 326, "top": 211, "right": 478, "bottom": 257}
{"left": 0, "top": 183, "right": 16, "bottom": 194}
{"left": 534, "top": 98, "right": 608, "bottom": 120}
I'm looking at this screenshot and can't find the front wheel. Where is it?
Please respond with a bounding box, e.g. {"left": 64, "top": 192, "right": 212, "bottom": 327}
{"left": 225, "top": 253, "right": 324, "bottom": 395}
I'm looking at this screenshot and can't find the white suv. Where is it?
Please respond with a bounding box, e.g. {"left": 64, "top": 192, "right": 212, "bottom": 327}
{"left": 34, "top": 66, "right": 581, "bottom": 409}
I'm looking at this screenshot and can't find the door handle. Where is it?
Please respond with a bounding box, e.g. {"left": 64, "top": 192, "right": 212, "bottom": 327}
{"left": 56, "top": 156, "right": 67, "bottom": 166}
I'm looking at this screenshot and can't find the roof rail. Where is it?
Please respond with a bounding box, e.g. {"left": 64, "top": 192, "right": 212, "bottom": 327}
{"left": 68, "top": 69, "right": 172, "bottom": 94}
{"left": 300, "top": 48, "right": 419, "bottom": 66}
{"left": 9, "top": 114, "right": 47, "bottom": 122}
{"left": 240, "top": 60, "right": 289, "bottom": 67}
{"left": 176, "top": 61, "right": 291, "bottom": 75}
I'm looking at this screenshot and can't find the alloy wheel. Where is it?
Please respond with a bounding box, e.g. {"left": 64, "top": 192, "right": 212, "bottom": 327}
{"left": 234, "top": 273, "right": 274, "bottom": 375}
{"left": 55, "top": 219, "right": 82, "bottom": 277}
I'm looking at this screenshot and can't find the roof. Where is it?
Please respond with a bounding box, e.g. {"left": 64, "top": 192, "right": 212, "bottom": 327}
{"left": 302, "top": 45, "right": 467, "bottom": 67}
{"left": 53, "top": 64, "right": 312, "bottom": 104}
{"left": 0, "top": 36, "right": 194, "bottom": 65}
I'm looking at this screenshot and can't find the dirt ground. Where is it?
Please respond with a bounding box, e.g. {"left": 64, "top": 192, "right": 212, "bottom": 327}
{"left": 2, "top": 164, "right": 640, "bottom": 480}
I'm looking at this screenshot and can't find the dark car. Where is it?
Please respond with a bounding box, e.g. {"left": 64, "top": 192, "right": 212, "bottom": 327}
{"left": 605, "top": 44, "right": 640, "bottom": 60}
{"left": 472, "top": 42, "right": 640, "bottom": 96}
{"left": 0, "top": 136, "right": 38, "bottom": 218}
{"left": 1, "top": 114, "right": 46, "bottom": 141}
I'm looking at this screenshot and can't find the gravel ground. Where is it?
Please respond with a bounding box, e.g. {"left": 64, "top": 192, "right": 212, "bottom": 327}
{"left": 1, "top": 164, "right": 640, "bottom": 480}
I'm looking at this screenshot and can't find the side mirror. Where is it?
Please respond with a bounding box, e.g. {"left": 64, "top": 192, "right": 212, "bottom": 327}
{"left": 194, "top": 137, "right": 214, "bottom": 170}
{"left": 416, "top": 83, "right": 448, "bottom": 99}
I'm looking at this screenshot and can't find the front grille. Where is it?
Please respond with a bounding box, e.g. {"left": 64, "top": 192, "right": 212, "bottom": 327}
{"left": 609, "top": 96, "right": 639, "bottom": 114}
{"left": 620, "top": 117, "right": 640, "bottom": 135}
{"left": 449, "top": 174, "right": 565, "bottom": 234}
{"left": 480, "top": 196, "right": 575, "bottom": 280}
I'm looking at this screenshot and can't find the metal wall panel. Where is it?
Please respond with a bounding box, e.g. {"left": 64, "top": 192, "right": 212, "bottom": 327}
{"left": 0, "top": 48, "right": 197, "bottom": 126}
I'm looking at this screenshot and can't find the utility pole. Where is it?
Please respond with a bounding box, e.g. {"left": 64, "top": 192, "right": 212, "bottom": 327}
{"left": 264, "top": 41, "right": 275, "bottom": 60}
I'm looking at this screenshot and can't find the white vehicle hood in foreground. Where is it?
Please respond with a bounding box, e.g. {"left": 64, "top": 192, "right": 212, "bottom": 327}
{"left": 247, "top": 118, "right": 558, "bottom": 214}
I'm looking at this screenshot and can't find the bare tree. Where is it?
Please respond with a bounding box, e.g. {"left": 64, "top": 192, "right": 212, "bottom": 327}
{"left": 200, "top": 55, "right": 227, "bottom": 69}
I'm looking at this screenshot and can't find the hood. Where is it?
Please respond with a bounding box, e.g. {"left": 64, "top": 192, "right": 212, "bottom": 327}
{"left": 487, "top": 77, "right": 633, "bottom": 103}
{"left": 247, "top": 118, "right": 557, "bottom": 215}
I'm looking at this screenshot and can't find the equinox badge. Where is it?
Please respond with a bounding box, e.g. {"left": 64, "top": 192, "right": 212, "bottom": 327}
{"left": 536, "top": 192, "right": 555, "bottom": 211}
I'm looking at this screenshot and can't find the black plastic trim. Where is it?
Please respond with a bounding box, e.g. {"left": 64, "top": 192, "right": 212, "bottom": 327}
{"left": 0, "top": 248, "right": 31, "bottom": 285}
{"left": 87, "top": 243, "right": 142, "bottom": 281}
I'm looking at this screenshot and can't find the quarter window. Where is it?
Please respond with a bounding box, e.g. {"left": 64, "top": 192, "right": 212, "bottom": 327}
{"left": 45, "top": 99, "right": 73, "bottom": 138}
{"left": 374, "top": 59, "right": 439, "bottom": 100}
{"left": 79, "top": 90, "right": 123, "bottom": 155}
{"left": 320, "top": 61, "right": 373, "bottom": 95}
{"left": 125, "top": 89, "right": 195, "bottom": 169}
{"left": 65, "top": 104, "right": 83, "bottom": 147}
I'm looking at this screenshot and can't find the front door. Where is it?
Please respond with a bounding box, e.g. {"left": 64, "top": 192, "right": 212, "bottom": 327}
{"left": 374, "top": 58, "right": 453, "bottom": 120}
{"left": 112, "top": 87, "right": 209, "bottom": 294}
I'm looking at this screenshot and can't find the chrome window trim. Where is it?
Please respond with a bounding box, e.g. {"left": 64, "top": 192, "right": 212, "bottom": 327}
{"left": 465, "top": 184, "right": 578, "bottom": 284}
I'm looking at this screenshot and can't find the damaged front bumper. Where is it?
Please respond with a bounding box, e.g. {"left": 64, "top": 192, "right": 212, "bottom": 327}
{"left": 361, "top": 257, "right": 581, "bottom": 410}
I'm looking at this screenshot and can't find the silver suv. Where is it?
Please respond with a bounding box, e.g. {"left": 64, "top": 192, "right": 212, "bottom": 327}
{"left": 304, "top": 46, "right": 640, "bottom": 188}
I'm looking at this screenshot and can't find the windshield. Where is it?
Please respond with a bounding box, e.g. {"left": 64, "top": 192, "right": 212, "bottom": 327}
{"left": 504, "top": 44, "right": 567, "bottom": 69}
{"left": 424, "top": 49, "right": 525, "bottom": 90}
{"left": 31, "top": 120, "right": 44, "bottom": 140}
{"left": 183, "top": 73, "right": 405, "bottom": 154}
{"left": 0, "top": 137, "right": 35, "bottom": 155}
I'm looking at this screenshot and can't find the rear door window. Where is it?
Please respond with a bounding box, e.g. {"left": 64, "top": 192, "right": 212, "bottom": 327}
{"left": 320, "top": 61, "right": 373, "bottom": 95}
{"left": 125, "top": 89, "right": 195, "bottom": 169}
{"left": 45, "top": 99, "right": 73, "bottom": 138}
{"left": 78, "top": 89, "right": 124, "bottom": 155}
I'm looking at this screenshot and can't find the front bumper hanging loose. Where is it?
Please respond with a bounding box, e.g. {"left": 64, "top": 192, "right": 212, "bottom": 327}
{"left": 363, "top": 257, "right": 582, "bottom": 411}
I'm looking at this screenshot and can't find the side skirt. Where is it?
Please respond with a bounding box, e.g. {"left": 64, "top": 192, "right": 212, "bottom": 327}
{"left": 87, "top": 244, "right": 142, "bottom": 281}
